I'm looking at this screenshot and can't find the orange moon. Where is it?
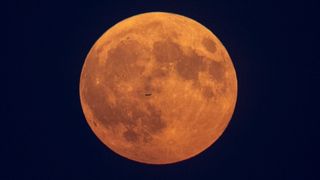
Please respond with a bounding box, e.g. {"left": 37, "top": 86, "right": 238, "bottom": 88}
{"left": 80, "top": 12, "right": 237, "bottom": 164}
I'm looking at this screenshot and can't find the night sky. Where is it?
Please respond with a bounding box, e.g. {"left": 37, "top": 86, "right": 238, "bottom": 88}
{"left": 4, "top": 0, "right": 320, "bottom": 179}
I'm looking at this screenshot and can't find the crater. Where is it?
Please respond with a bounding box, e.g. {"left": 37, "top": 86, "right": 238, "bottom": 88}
{"left": 202, "top": 37, "right": 217, "bottom": 53}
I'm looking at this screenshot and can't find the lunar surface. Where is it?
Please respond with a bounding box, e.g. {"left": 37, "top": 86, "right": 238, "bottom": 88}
{"left": 80, "top": 12, "right": 237, "bottom": 164}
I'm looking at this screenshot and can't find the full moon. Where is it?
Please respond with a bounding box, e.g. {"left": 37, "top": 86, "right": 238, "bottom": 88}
{"left": 80, "top": 12, "right": 237, "bottom": 164}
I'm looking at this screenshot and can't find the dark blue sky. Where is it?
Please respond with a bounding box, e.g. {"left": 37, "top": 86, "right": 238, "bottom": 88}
{"left": 4, "top": 0, "right": 319, "bottom": 179}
